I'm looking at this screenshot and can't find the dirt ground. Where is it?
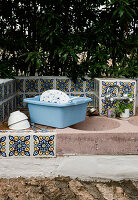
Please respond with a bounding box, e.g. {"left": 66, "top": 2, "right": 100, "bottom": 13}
{"left": 0, "top": 177, "right": 138, "bottom": 200}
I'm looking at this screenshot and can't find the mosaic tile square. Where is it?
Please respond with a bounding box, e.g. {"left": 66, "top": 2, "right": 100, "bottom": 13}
{"left": 56, "top": 79, "right": 69, "bottom": 92}
{"left": 86, "top": 93, "right": 94, "bottom": 107}
{"left": 13, "top": 80, "right": 16, "bottom": 93}
{"left": 0, "top": 104, "right": 3, "bottom": 123}
{"left": 4, "top": 83, "right": 8, "bottom": 99}
{"left": 25, "top": 79, "right": 39, "bottom": 92}
{"left": 16, "top": 94, "right": 24, "bottom": 108}
{"left": 13, "top": 96, "right": 16, "bottom": 111}
{"left": 85, "top": 79, "right": 94, "bottom": 92}
{"left": 16, "top": 79, "right": 24, "bottom": 92}
{"left": 0, "top": 136, "right": 6, "bottom": 157}
{"left": 101, "top": 81, "right": 118, "bottom": 97}
{"left": 25, "top": 94, "right": 37, "bottom": 98}
{"left": 119, "top": 81, "right": 135, "bottom": 97}
{"left": 70, "top": 80, "right": 83, "bottom": 92}
{"left": 33, "top": 134, "right": 56, "bottom": 157}
{"left": 40, "top": 79, "right": 54, "bottom": 92}
{"left": 9, "top": 99, "right": 13, "bottom": 115}
{"left": 0, "top": 83, "right": 4, "bottom": 101}
{"left": 8, "top": 82, "right": 12, "bottom": 97}
{"left": 9, "top": 135, "right": 31, "bottom": 157}
{"left": 4, "top": 101, "right": 9, "bottom": 121}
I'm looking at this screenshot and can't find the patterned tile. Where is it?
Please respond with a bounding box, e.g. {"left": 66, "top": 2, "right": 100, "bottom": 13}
{"left": 70, "top": 80, "right": 83, "bottom": 92}
{"left": 13, "top": 80, "right": 16, "bottom": 93}
{"left": 13, "top": 96, "right": 16, "bottom": 111}
{"left": 101, "top": 81, "right": 118, "bottom": 97}
{"left": 0, "top": 83, "right": 4, "bottom": 101}
{"left": 0, "top": 136, "right": 6, "bottom": 157}
{"left": 0, "top": 104, "right": 3, "bottom": 123}
{"left": 4, "top": 102, "right": 8, "bottom": 121}
{"left": 33, "top": 135, "right": 56, "bottom": 157}
{"left": 16, "top": 94, "right": 24, "bottom": 108}
{"left": 9, "top": 99, "right": 13, "bottom": 115}
{"left": 25, "top": 79, "right": 39, "bottom": 92}
{"left": 86, "top": 93, "right": 94, "bottom": 107}
{"left": 16, "top": 79, "right": 24, "bottom": 92}
{"left": 25, "top": 94, "right": 37, "bottom": 98}
{"left": 119, "top": 81, "right": 135, "bottom": 97}
{"left": 4, "top": 83, "right": 8, "bottom": 99}
{"left": 56, "top": 79, "right": 69, "bottom": 92}
{"left": 40, "top": 79, "right": 54, "bottom": 92}
{"left": 9, "top": 135, "right": 30, "bottom": 157}
{"left": 8, "top": 82, "right": 12, "bottom": 97}
{"left": 85, "top": 79, "right": 94, "bottom": 92}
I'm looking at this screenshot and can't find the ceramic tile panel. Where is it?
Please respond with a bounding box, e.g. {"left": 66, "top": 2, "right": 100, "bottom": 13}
{"left": 70, "top": 80, "right": 83, "bottom": 92}
{"left": 9, "top": 135, "right": 31, "bottom": 157}
{"left": 119, "top": 81, "right": 135, "bottom": 97}
{"left": 0, "top": 130, "right": 56, "bottom": 158}
{"left": 13, "top": 80, "right": 16, "bottom": 93}
{"left": 94, "top": 78, "right": 136, "bottom": 116}
{"left": 0, "top": 136, "right": 7, "bottom": 157}
{"left": 56, "top": 79, "right": 69, "bottom": 92}
{"left": 9, "top": 99, "right": 13, "bottom": 115}
{"left": 85, "top": 79, "right": 94, "bottom": 92}
{"left": 0, "top": 83, "right": 4, "bottom": 101}
{"left": 4, "top": 83, "right": 8, "bottom": 99}
{"left": 25, "top": 79, "right": 39, "bottom": 93}
{"left": 101, "top": 81, "right": 118, "bottom": 97}
{"left": 8, "top": 81, "right": 12, "bottom": 97}
{"left": 33, "top": 134, "right": 56, "bottom": 157}
{"left": 16, "top": 94, "right": 24, "bottom": 108}
{"left": 4, "top": 101, "right": 9, "bottom": 121}
{"left": 13, "top": 96, "right": 16, "bottom": 111}
{"left": 86, "top": 93, "right": 94, "bottom": 107}
{"left": 0, "top": 104, "right": 3, "bottom": 123}
{"left": 16, "top": 79, "right": 24, "bottom": 92}
{"left": 40, "top": 79, "right": 54, "bottom": 92}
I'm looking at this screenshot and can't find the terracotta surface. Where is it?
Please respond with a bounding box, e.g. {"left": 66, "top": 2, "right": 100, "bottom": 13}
{"left": 71, "top": 117, "right": 120, "bottom": 131}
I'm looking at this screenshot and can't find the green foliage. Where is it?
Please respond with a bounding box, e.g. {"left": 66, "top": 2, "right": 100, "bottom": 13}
{"left": 115, "top": 100, "right": 133, "bottom": 114}
{"left": 0, "top": 0, "right": 137, "bottom": 80}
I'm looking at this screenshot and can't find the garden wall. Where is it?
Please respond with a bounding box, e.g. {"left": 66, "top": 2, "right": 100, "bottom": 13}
{"left": 15, "top": 76, "right": 94, "bottom": 108}
{"left": 0, "top": 79, "right": 16, "bottom": 124}
{"left": 0, "top": 76, "right": 138, "bottom": 124}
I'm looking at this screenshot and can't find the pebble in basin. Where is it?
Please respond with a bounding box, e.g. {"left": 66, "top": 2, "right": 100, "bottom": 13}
{"left": 71, "top": 116, "right": 120, "bottom": 131}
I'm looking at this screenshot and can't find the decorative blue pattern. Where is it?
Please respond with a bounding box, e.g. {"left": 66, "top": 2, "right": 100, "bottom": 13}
{"left": 33, "top": 135, "right": 55, "bottom": 156}
{"left": 85, "top": 79, "right": 94, "bottom": 92}
{"left": 0, "top": 83, "right": 4, "bottom": 101}
{"left": 9, "top": 135, "right": 30, "bottom": 157}
{"left": 0, "top": 104, "right": 3, "bottom": 123}
{"left": 70, "top": 80, "right": 83, "bottom": 92}
{"left": 56, "top": 79, "right": 69, "bottom": 92}
{"left": 4, "top": 83, "right": 8, "bottom": 99}
{"left": 16, "top": 94, "right": 24, "bottom": 108}
{"left": 0, "top": 136, "right": 6, "bottom": 157}
{"left": 4, "top": 102, "right": 8, "bottom": 120}
{"left": 25, "top": 79, "right": 39, "bottom": 92}
{"left": 40, "top": 79, "right": 54, "bottom": 92}
{"left": 16, "top": 79, "right": 24, "bottom": 92}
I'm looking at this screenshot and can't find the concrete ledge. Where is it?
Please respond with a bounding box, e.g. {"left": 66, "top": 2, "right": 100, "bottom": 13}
{"left": 0, "top": 156, "right": 138, "bottom": 181}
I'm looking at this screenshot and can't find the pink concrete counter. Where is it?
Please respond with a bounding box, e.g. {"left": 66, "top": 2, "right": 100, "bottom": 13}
{"left": 56, "top": 116, "right": 138, "bottom": 155}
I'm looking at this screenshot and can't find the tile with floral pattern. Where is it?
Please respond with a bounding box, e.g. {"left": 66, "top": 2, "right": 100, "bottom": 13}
{"left": 33, "top": 134, "right": 56, "bottom": 157}
{"left": 25, "top": 79, "right": 39, "bottom": 92}
{"left": 85, "top": 79, "right": 94, "bottom": 92}
{"left": 16, "top": 79, "right": 24, "bottom": 92}
{"left": 56, "top": 79, "right": 69, "bottom": 92}
{"left": 0, "top": 136, "right": 6, "bottom": 157}
{"left": 70, "top": 80, "right": 83, "bottom": 92}
{"left": 40, "top": 79, "right": 54, "bottom": 92}
{"left": 9, "top": 135, "right": 30, "bottom": 157}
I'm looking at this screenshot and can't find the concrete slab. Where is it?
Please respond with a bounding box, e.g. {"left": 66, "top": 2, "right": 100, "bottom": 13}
{"left": 0, "top": 156, "right": 138, "bottom": 181}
